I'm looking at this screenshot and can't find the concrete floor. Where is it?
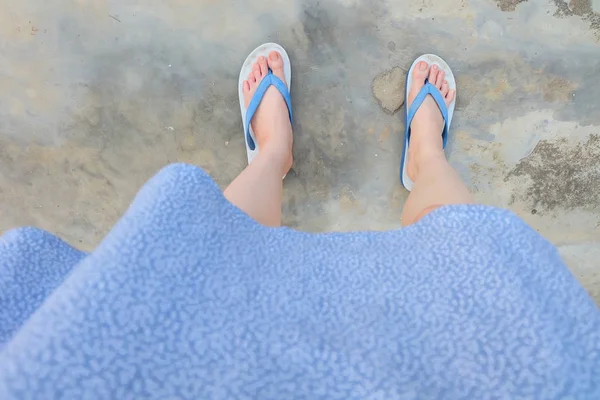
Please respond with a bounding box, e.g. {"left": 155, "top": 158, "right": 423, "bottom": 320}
{"left": 1, "top": 0, "right": 599, "bottom": 302}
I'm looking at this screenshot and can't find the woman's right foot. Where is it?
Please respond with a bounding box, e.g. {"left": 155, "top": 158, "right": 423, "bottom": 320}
{"left": 242, "top": 51, "right": 293, "bottom": 176}
{"left": 406, "top": 61, "right": 456, "bottom": 181}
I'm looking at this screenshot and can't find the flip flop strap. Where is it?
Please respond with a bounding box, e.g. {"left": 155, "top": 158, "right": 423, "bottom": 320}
{"left": 245, "top": 70, "right": 293, "bottom": 151}
{"left": 406, "top": 81, "right": 449, "bottom": 147}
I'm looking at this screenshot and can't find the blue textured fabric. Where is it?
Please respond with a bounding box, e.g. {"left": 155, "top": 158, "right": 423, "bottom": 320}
{"left": 0, "top": 163, "right": 598, "bottom": 399}
{"left": 245, "top": 70, "right": 293, "bottom": 150}
{"left": 0, "top": 227, "right": 87, "bottom": 347}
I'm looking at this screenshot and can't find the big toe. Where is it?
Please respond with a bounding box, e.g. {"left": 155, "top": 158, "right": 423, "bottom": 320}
{"left": 267, "top": 51, "right": 286, "bottom": 82}
{"left": 409, "top": 61, "right": 429, "bottom": 96}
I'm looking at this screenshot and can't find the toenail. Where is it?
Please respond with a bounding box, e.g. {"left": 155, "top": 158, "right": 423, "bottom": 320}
{"left": 433, "top": 65, "right": 438, "bottom": 70}
{"left": 269, "top": 52, "right": 278, "bottom": 61}
{"left": 419, "top": 62, "right": 427, "bottom": 71}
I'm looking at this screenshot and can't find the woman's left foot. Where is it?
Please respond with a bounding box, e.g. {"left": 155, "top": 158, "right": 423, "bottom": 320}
{"left": 405, "top": 61, "right": 456, "bottom": 181}
{"left": 242, "top": 51, "right": 293, "bottom": 175}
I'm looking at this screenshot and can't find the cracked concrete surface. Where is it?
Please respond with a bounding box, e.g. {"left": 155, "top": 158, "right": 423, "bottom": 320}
{"left": 1, "top": 0, "right": 599, "bottom": 303}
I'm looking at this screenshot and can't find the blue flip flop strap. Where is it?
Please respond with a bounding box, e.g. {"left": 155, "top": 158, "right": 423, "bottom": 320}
{"left": 245, "top": 70, "right": 293, "bottom": 151}
{"left": 406, "top": 81, "right": 449, "bottom": 147}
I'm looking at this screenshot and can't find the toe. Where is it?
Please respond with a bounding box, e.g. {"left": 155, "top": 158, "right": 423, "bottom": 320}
{"left": 242, "top": 78, "right": 254, "bottom": 108}
{"left": 248, "top": 71, "right": 256, "bottom": 84}
{"left": 435, "top": 70, "right": 445, "bottom": 88}
{"left": 268, "top": 51, "right": 284, "bottom": 70}
{"left": 267, "top": 51, "right": 286, "bottom": 83}
{"left": 257, "top": 56, "right": 268, "bottom": 76}
{"left": 408, "top": 61, "right": 429, "bottom": 98}
{"left": 413, "top": 61, "right": 429, "bottom": 80}
{"left": 441, "top": 80, "right": 449, "bottom": 97}
{"left": 428, "top": 64, "right": 438, "bottom": 84}
{"left": 446, "top": 89, "right": 456, "bottom": 105}
{"left": 252, "top": 63, "right": 262, "bottom": 81}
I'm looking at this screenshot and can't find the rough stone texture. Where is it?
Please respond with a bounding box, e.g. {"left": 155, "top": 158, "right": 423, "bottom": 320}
{"left": 1, "top": 0, "right": 599, "bottom": 303}
{"left": 554, "top": 0, "right": 600, "bottom": 38}
{"left": 372, "top": 67, "right": 406, "bottom": 114}
{"left": 506, "top": 134, "right": 600, "bottom": 212}
{"left": 494, "top": 0, "right": 528, "bottom": 12}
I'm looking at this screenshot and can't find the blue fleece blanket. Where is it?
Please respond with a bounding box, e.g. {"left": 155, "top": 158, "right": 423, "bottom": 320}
{"left": 0, "top": 163, "right": 598, "bottom": 399}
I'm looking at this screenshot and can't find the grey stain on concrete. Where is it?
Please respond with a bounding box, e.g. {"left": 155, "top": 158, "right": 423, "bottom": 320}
{"left": 553, "top": 0, "right": 600, "bottom": 37}
{"left": 494, "top": 0, "right": 528, "bottom": 12}
{"left": 542, "top": 77, "right": 578, "bottom": 103}
{"left": 506, "top": 134, "right": 600, "bottom": 213}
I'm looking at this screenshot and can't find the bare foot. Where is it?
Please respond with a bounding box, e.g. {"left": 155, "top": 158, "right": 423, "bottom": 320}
{"left": 242, "top": 51, "right": 293, "bottom": 176}
{"left": 406, "top": 61, "right": 456, "bottom": 181}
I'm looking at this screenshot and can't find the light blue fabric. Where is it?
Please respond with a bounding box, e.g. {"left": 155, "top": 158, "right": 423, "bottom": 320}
{"left": 0, "top": 163, "right": 598, "bottom": 399}
{"left": 245, "top": 70, "right": 293, "bottom": 150}
{"left": 0, "top": 228, "right": 87, "bottom": 346}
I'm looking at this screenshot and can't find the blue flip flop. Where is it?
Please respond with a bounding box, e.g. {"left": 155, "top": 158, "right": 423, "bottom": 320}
{"left": 238, "top": 43, "right": 293, "bottom": 170}
{"left": 400, "top": 54, "right": 456, "bottom": 191}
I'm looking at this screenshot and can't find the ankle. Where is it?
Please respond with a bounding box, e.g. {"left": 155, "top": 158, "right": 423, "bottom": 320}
{"left": 410, "top": 147, "right": 445, "bottom": 179}
{"left": 257, "top": 144, "right": 293, "bottom": 175}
